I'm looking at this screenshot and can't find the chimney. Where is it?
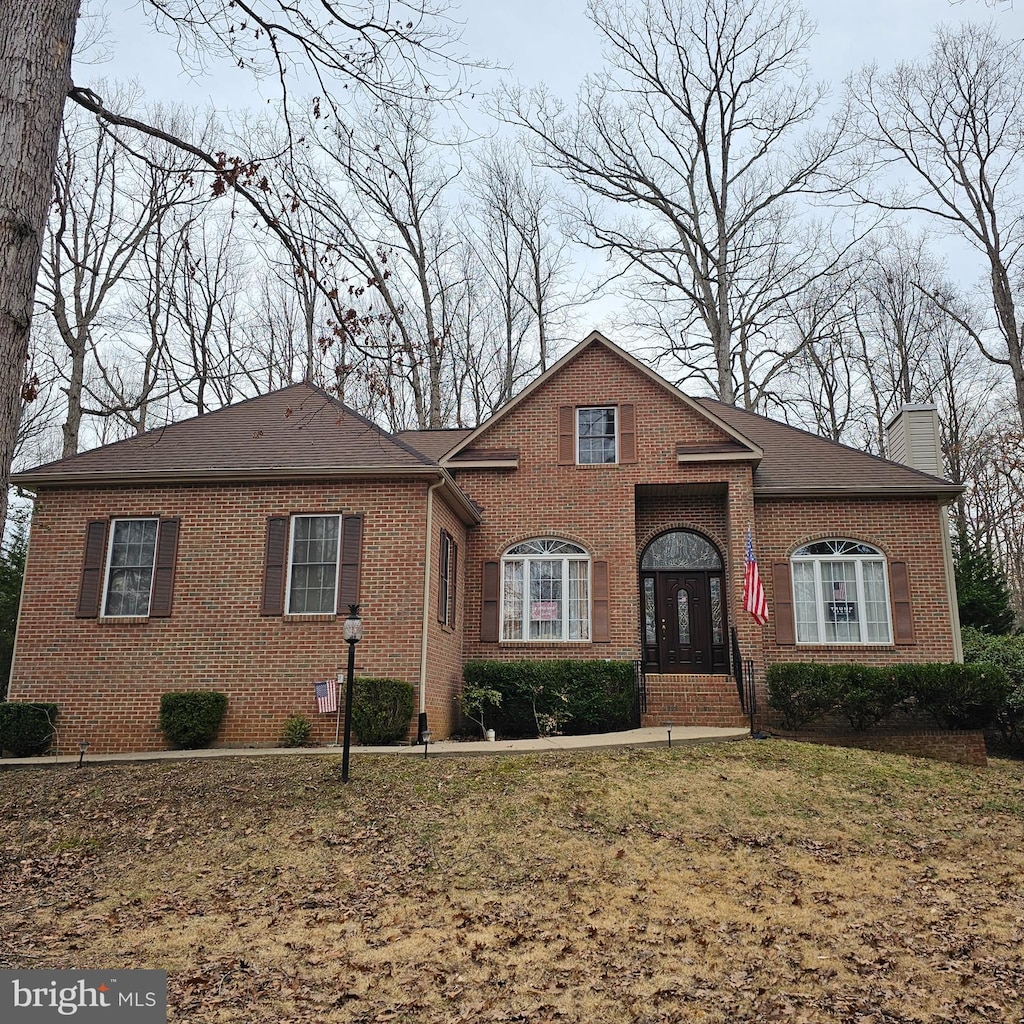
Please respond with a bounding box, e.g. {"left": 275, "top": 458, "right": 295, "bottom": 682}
{"left": 886, "top": 402, "right": 963, "bottom": 662}
{"left": 885, "top": 404, "right": 943, "bottom": 476}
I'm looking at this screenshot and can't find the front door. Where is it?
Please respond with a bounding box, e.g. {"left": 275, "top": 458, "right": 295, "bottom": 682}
{"left": 642, "top": 570, "right": 727, "bottom": 672}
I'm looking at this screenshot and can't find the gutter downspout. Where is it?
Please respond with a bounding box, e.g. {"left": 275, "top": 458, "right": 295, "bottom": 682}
{"left": 418, "top": 478, "right": 445, "bottom": 742}
{"left": 940, "top": 501, "right": 964, "bottom": 662}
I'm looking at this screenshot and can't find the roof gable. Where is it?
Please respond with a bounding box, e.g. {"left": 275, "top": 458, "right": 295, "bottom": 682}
{"left": 443, "top": 332, "right": 762, "bottom": 462}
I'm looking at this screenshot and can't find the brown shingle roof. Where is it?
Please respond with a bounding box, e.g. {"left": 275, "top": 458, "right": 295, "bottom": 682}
{"left": 395, "top": 428, "right": 472, "bottom": 462}
{"left": 700, "top": 399, "right": 961, "bottom": 496}
{"left": 14, "top": 383, "right": 440, "bottom": 485}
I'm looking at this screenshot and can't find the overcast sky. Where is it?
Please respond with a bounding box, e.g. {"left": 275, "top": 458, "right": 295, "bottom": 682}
{"left": 87, "top": 0, "right": 1024, "bottom": 119}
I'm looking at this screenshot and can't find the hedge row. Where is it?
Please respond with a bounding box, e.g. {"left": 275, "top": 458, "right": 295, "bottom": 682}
{"left": 462, "top": 660, "right": 634, "bottom": 738}
{"left": 766, "top": 661, "right": 1011, "bottom": 733}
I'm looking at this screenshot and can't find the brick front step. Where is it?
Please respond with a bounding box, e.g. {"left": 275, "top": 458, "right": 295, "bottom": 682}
{"left": 641, "top": 672, "right": 749, "bottom": 728}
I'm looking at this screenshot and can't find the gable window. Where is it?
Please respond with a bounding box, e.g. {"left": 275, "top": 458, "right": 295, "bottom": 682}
{"left": 577, "top": 407, "right": 617, "bottom": 464}
{"left": 791, "top": 540, "right": 892, "bottom": 644}
{"left": 501, "top": 539, "right": 590, "bottom": 641}
{"left": 438, "top": 529, "right": 457, "bottom": 627}
{"left": 287, "top": 515, "right": 341, "bottom": 614}
{"left": 102, "top": 518, "right": 159, "bottom": 617}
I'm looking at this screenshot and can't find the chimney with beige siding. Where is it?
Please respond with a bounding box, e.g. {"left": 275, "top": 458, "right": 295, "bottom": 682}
{"left": 885, "top": 403, "right": 963, "bottom": 661}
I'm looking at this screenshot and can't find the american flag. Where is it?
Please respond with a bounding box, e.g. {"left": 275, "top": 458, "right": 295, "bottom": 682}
{"left": 833, "top": 580, "right": 847, "bottom": 601}
{"left": 314, "top": 679, "right": 337, "bottom": 714}
{"left": 743, "top": 528, "right": 769, "bottom": 625}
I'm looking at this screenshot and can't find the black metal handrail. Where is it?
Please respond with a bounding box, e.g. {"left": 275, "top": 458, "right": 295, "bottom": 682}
{"left": 632, "top": 659, "right": 647, "bottom": 727}
{"left": 730, "top": 626, "right": 745, "bottom": 712}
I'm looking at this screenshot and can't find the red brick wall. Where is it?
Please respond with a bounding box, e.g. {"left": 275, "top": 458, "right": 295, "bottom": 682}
{"left": 9, "top": 479, "right": 436, "bottom": 753}
{"left": 767, "top": 730, "right": 986, "bottom": 767}
{"left": 456, "top": 343, "right": 757, "bottom": 670}
{"left": 755, "top": 496, "right": 957, "bottom": 670}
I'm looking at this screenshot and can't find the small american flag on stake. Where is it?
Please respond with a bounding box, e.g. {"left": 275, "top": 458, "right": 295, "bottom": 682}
{"left": 743, "top": 528, "right": 769, "bottom": 626}
{"left": 314, "top": 679, "right": 337, "bottom": 714}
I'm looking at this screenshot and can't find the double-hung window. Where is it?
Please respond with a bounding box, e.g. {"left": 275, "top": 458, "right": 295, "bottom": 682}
{"left": 102, "top": 518, "right": 159, "bottom": 617}
{"left": 577, "top": 407, "right": 617, "bottom": 464}
{"left": 791, "top": 540, "right": 892, "bottom": 644}
{"left": 501, "top": 539, "right": 590, "bottom": 641}
{"left": 286, "top": 515, "right": 341, "bottom": 614}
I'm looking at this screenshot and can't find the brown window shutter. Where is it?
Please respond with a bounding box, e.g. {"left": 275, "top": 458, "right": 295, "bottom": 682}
{"left": 557, "top": 405, "right": 575, "bottom": 465}
{"left": 449, "top": 540, "right": 458, "bottom": 626}
{"left": 261, "top": 517, "right": 288, "bottom": 616}
{"left": 481, "top": 560, "right": 500, "bottom": 642}
{"left": 437, "top": 530, "right": 450, "bottom": 623}
{"left": 619, "top": 403, "right": 637, "bottom": 464}
{"left": 339, "top": 513, "right": 364, "bottom": 610}
{"left": 149, "top": 518, "right": 180, "bottom": 618}
{"left": 889, "top": 561, "right": 915, "bottom": 644}
{"left": 592, "top": 560, "right": 610, "bottom": 642}
{"left": 772, "top": 561, "right": 795, "bottom": 645}
{"left": 76, "top": 519, "right": 108, "bottom": 618}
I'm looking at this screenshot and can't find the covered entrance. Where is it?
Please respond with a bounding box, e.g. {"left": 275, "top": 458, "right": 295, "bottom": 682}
{"left": 640, "top": 530, "right": 728, "bottom": 672}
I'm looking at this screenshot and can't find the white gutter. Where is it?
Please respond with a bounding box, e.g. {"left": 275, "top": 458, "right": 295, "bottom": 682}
{"left": 417, "top": 478, "right": 445, "bottom": 738}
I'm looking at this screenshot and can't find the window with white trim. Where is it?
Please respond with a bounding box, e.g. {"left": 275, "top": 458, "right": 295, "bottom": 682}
{"left": 791, "top": 540, "right": 892, "bottom": 644}
{"left": 286, "top": 514, "right": 341, "bottom": 614}
{"left": 102, "top": 518, "right": 159, "bottom": 617}
{"left": 501, "top": 539, "right": 590, "bottom": 641}
{"left": 577, "top": 407, "right": 617, "bottom": 464}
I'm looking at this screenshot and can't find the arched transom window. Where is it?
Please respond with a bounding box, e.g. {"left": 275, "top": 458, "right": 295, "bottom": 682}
{"left": 641, "top": 530, "right": 723, "bottom": 570}
{"left": 791, "top": 540, "right": 891, "bottom": 644}
{"left": 502, "top": 539, "right": 590, "bottom": 641}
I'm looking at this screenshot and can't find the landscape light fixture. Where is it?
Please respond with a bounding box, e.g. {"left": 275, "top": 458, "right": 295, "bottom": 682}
{"left": 663, "top": 722, "right": 673, "bottom": 748}
{"left": 422, "top": 729, "right": 432, "bottom": 760}
{"left": 341, "top": 604, "right": 363, "bottom": 784}
{"left": 77, "top": 740, "right": 90, "bottom": 768}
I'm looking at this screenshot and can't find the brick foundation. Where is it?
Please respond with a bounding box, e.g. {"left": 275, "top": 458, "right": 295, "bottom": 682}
{"left": 766, "top": 728, "right": 987, "bottom": 767}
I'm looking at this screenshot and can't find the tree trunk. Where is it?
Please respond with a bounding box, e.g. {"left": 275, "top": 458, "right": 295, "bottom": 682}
{"left": 0, "top": 0, "right": 80, "bottom": 534}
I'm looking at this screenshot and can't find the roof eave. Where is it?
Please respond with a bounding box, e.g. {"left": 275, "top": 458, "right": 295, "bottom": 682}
{"left": 753, "top": 484, "right": 964, "bottom": 500}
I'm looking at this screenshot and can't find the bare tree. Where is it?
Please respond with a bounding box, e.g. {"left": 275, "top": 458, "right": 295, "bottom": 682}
{"left": 0, "top": 0, "right": 469, "bottom": 539}
{"left": 846, "top": 22, "right": 1024, "bottom": 430}
{"left": 500, "top": 0, "right": 849, "bottom": 407}
{"left": 37, "top": 90, "right": 202, "bottom": 455}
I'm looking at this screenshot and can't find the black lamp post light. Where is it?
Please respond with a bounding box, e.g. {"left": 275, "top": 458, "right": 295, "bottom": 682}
{"left": 340, "top": 603, "right": 363, "bottom": 784}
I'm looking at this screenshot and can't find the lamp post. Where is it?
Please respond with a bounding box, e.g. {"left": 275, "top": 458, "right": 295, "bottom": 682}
{"left": 341, "top": 604, "right": 363, "bottom": 784}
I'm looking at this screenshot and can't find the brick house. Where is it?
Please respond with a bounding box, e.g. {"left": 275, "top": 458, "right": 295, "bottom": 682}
{"left": 8, "top": 332, "right": 963, "bottom": 753}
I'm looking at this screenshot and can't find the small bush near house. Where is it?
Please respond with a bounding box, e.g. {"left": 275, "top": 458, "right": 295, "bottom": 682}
{"left": 280, "top": 714, "right": 312, "bottom": 747}
{"left": 159, "top": 691, "right": 227, "bottom": 749}
{"left": 0, "top": 702, "right": 57, "bottom": 757}
{"left": 962, "top": 626, "right": 1024, "bottom": 753}
{"left": 909, "top": 662, "right": 1011, "bottom": 731}
{"left": 462, "top": 660, "right": 634, "bottom": 739}
{"left": 766, "top": 664, "right": 844, "bottom": 730}
{"left": 351, "top": 677, "right": 414, "bottom": 745}
{"left": 833, "top": 664, "right": 911, "bottom": 732}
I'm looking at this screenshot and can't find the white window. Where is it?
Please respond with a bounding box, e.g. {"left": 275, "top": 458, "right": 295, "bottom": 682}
{"left": 286, "top": 515, "right": 340, "bottom": 614}
{"left": 103, "top": 518, "right": 159, "bottom": 617}
{"left": 439, "top": 529, "right": 457, "bottom": 627}
{"left": 501, "top": 539, "right": 590, "bottom": 641}
{"left": 577, "top": 407, "right": 617, "bottom": 464}
{"left": 791, "top": 540, "right": 892, "bottom": 644}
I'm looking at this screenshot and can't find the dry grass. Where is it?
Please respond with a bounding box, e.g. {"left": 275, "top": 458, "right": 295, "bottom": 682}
{"left": 1, "top": 741, "right": 1023, "bottom": 1022}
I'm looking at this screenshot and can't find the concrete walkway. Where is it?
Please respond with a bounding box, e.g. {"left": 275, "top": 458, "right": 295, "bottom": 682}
{"left": 0, "top": 725, "right": 750, "bottom": 769}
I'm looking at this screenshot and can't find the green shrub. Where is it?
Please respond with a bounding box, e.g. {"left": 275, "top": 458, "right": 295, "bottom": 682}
{"left": 457, "top": 681, "right": 503, "bottom": 738}
{"left": 159, "top": 691, "right": 227, "bottom": 749}
{"left": 834, "top": 664, "right": 910, "bottom": 732}
{"left": 908, "top": 661, "right": 1011, "bottom": 731}
{"left": 351, "top": 677, "right": 414, "bottom": 745}
{"left": 766, "top": 663, "right": 843, "bottom": 730}
{"left": 0, "top": 702, "right": 57, "bottom": 757}
{"left": 280, "top": 714, "right": 312, "bottom": 747}
{"left": 462, "top": 660, "right": 634, "bottom": 739}
{"left": 962, "top": 626, "right": 1024, "bottom": 751}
